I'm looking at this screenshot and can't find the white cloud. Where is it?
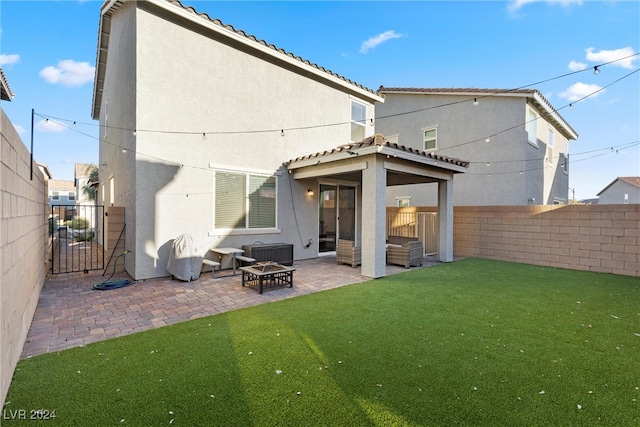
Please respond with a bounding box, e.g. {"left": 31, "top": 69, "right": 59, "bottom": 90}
{"left": 39, "top": 59, "right": 95, "bottom": 87}
{"left": 585, "top": 47, "right": 637, "bottom": 69}
{"left": 568, "top": 60, "right": 587, "bottom": 71}
{"left": 559, "top": 82, "right": 604, "bottom": 102}
{"left": 0, "top": 53, "right": 20, "bottom": 66}
{"left": 35, "top": 119, "right": 67, "bottom": 133}
{"left": 14, "top": 124, "right": 26, "bottom": 135}
{"left": 360, "top": 30, "right": 404, "bottom": 54}
{"left": 508, "top": 0, "right": 582, "bottom": 13}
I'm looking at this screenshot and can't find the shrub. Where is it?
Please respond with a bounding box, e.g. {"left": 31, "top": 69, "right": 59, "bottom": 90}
{"left": 67, "top": 216, "right": 89, "bottom": 230}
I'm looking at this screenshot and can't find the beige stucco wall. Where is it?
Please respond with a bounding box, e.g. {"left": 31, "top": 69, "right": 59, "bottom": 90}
{"left": 0, "top": 107, "right": 49, "bottom": 407}
{"left": 99, "top": 2, "right": 378, "bottom": 279}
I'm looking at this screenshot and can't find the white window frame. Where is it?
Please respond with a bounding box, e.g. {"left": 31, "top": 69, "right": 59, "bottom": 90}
{"left": 212, "top": 167, "right": 279, "bottom": 235}
{"left": 396, "top": 197, "right": 411, "bottom": 207}
{"left": 350, "top": 99, "right": 367, "bottom": 142}
{"left": 52, "top": 191, "right": 60, "bottom": 201}
{"left": 422, "top": 126, "right": 438, "bottom": 151}
{"left": 547, "top": 127, "right": 554, "bottom": 165}
{"left": 527, "top": 107, "right": 539, "bottom": 147}
{"left": 68, "top": 191, "right": 76, "bottom": 201}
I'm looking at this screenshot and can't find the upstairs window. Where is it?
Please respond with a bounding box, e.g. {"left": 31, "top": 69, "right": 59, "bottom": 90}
{"left": 547, "top": 127, "right": 554, "bottom": 164}
{"left": 351, "top": 100, "right": 367, "bottom": 142}
{"left": 52, "top": 191, "right": 60, "bottom": 200}
{"left": 215, "top": 171, "right": 276, "bottom": 230}
{"left": 68, "top": 191, "right": 76, "bottom": 201}
{"left": 423, "top": 128, "right": 437, "bottom": 150}
{"left": 527, "top": 108, "right": 538, "bottom": 146}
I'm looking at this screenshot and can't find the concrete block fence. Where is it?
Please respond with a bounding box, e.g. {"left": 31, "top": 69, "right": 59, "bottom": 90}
{"left": 1, "top": 108, "right": 49, "bottom": 407}
{"left": 389, "top": 204, "right": 639, "bottom": 277}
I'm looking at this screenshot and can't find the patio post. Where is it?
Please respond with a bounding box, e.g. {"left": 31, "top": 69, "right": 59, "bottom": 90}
{"left": 438, "top": 179, "right": 454, "bottom": 262}
{"left": 361, "top": 156, "right": 386, "bottom": 278}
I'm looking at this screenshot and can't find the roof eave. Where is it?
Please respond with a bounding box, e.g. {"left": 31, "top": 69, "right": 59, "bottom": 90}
{"left": 91, "top": 0, "right": 384, "bottom": 118}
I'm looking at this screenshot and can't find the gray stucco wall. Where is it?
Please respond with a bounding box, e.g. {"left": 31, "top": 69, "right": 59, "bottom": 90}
{"left": 99, "top": 2, "right": 377, "bottom": 279}
{"left": 377, "top": 93, "right": 569, "bottom": 206}
{"left": 598, "top": 180, "right": 640, "bottom": 204}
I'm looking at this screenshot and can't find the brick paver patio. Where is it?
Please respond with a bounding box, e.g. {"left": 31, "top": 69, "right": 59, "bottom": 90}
{"left": 21, "top": 255, "right": 440, "bottom": 359}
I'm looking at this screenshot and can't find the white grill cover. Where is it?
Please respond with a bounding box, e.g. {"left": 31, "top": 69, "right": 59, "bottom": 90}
{"left": 166, "top": 233, "right": 203, "bottom": 281}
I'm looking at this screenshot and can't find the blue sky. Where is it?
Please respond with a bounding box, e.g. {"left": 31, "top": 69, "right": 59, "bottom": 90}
{"left": 1, "top": 0, "right": 638, "bottom": 200}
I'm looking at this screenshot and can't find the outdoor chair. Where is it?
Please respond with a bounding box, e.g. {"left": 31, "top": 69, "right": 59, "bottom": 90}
{"left": 336, "top": 239, "right": 361, "bottom": 268}
{"left": 386, "top": 240, "right": 423, "bottom": 269}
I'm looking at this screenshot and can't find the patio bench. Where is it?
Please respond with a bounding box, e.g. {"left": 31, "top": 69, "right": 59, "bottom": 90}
{"left": 235, "top": 255, "right": 256, "bottom": 267}
{"left": 202, "top": 259, "right": 221, "bottom": 277}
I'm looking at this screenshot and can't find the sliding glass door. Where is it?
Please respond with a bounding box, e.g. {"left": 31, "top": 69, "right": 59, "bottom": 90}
{"left": 318, "top": 184, "right": 356, "bottom": 253}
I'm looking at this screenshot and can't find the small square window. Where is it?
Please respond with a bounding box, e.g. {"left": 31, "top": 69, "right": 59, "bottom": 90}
{"left": 423, "top": 128, "right": 437, "bottom": 150}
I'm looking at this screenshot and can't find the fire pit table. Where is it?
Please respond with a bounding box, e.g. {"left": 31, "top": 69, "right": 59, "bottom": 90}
{"left": 239, "top": 261, "right": 295, "bottom": 294}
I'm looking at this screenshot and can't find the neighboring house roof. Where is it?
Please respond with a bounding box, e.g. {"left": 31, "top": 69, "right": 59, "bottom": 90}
{"left": 1, "top": 67, "right": 15, "bottom": 101}
{"left": 378, "top": 87, "right": 578, "bottom": 141}
{"left": 75, "top": 163, "right": 95, "bottom": 179}
{"left": 37, "top": 162, "right": 53, "bottom": 180}
{"left": 48, "top": 180, "right": 76, "bottom": 191}
{"left": 287, "top": 133, "right": 470, "bottom": 170}
{"left": 92, "top": 0, "right": 383, "bottom": 120}
{"left": 597, "top": 176, "right": 640, "bottom": 196}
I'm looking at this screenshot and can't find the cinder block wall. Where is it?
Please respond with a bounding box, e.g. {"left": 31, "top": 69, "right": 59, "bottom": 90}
{"left": 454, "top": 205, "right": 639, "bottom": 277}
{"left": 388, "top": 204, "right": 640, "bottom": 277}
{"left": 1, "top": 108, "right": 49, "bottom": 407}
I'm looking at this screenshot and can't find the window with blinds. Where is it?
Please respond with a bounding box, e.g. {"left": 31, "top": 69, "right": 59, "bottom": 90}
{"left": 215, "top": 171, "right": 276, "bottom": 229}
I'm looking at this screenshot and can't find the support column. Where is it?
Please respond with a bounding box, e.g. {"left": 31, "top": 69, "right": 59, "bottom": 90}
{"left": 438, "top": 180, "right": 454, "bottom": 262}
{"left": 361, "top": 157, "right": 386, "bottom": 278}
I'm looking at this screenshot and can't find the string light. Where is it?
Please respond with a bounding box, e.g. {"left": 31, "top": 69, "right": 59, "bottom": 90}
{"left": 593, "top": 66, "right": 600, "bottom": 75}
{"left": 202, "top": 133, "right": 207, "bottom": 140}
{"left": 472, "top": 98, "right": 479, "bottom": 106}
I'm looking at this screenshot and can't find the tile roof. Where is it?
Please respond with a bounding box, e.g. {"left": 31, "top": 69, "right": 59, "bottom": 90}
{"left": 168, "top": 0, "right": 379, "bottom": 98}
{"left": 1, "top": 67, "right": 14, "bottom": 101}
{"left": 378, "top": 86, "right": 578, "bottom": 140}
{"left": 287, "top": 134, "right": 470, "bottom": 168}
{"left": 597, "top": 176, "right": 640, "bottom": 196}
{"left": 48, "top": 180, "right": 76, "bottom": 191}
{"left": 75, "top": 163, "right": 96, "bottom": 178}
{"left": 619, "top": 176, "right": 640, "bottom": 188}
{"left": 93, "top": 0, "right": 381, "bottom": 118}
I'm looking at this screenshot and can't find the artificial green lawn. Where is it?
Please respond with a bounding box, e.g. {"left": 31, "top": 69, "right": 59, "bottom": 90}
{"left": 4, "top": 258, "right": 639, "bottom": 426}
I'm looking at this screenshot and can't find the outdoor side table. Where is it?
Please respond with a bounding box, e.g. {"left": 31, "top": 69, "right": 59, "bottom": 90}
{"left": 239, "top": 262, "right": 295, "bottom": 294}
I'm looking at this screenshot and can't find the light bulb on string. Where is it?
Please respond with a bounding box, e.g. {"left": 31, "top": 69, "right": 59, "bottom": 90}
{"left": 593, "top": 66, "right": 600, "bottom": 75}
{"left": 132, "top": 130, "right": 137, "bottom": 136}
{"left": 485, "top": 137, "right": 490, "bottom": 143}
{"left": 472, "top": 98, "right": 479, "bottom": 106}
{"left": 202, "top": 133, "right": 207, "bottom": 140}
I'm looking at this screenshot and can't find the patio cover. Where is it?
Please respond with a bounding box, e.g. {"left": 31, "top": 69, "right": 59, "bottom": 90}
{"left": 286, "top": 134, "right": 469, "bottom": 278}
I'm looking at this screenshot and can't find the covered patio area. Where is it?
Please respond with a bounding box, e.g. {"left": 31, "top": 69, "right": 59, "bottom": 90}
{"left": 287, "top": 134, "right": 469, "bottom": 278}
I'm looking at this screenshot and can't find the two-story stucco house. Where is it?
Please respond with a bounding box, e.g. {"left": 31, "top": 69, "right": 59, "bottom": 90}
{"left": 91, "top": 0, "right": 467, "bottom": 280}
{"left": 375, "top": 88, "right": 578, "bottom": 207}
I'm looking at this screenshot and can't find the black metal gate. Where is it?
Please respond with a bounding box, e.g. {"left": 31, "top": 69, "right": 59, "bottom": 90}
{"left": 50, "top": 205, "right": 105, "bottom": 274}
